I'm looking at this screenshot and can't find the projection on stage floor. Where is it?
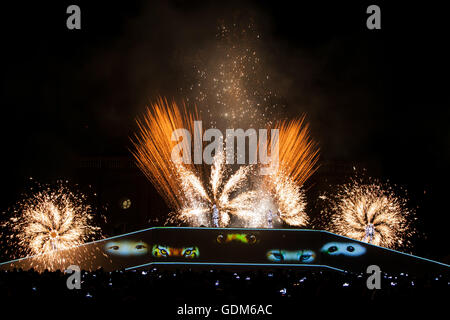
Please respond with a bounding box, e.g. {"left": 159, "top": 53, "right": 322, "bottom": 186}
{"left": 152, "top": 245, "right": 200, "bottom": 259}
{"left": 105, "top": 241, "right": 149, "bottom": 256}
{"left": 321, "top": 242, "right": 366, "bottom": 257}
{"left": 0, "top": 227, "right": 448, "bottom": 276}
{"left": 266, "top": 249, "right": 316, "bottom": 263}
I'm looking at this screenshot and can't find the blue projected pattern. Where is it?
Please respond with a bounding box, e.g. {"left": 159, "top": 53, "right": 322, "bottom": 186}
{"left": 321, "top": 242, "right": 366, "bottom": 257}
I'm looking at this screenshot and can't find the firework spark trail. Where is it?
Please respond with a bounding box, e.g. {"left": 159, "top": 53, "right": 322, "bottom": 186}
{"left": 132, "top": 99, "right": 259, "bottom": 227}
{"left": 179, "top": 165, "right": 210, "bottom": 203}
{"left": 2, "top": 183, "right": 102, "bottom": 270}
{"left": 219, "top": 166, "right": 250, "bottom": 204}
{"left": 263, "top": 117, "right": 319, "bottom": 227}
{"left": 178, "top": 147, "right": 258, "bottom": 227}
{"left": 272, "top": 117, "right": 320, "bottom": 185}
{"left": 211, "top": 149, "right": 224, "bottom": 199}
{"left": 323, "top": 178, "right": 415, "bottom": 249}
{"left": 132, "top": 99, "right": 321, "bottom": 228}
{"left": 180, "top": 20, "right": 320, "bottom": 227}
{"left": 271, "top": 172, "right": 308, "bottom": 226}
{"left": 131, "top": 97, "right": 199, "bottom": 210}
{"left": 187, "top": 21, "right": 280, "bottom": 127}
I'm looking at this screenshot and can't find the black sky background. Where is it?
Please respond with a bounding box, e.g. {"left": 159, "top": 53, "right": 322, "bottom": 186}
{"left": 1, "top": 1, "right": 449, "bottom": 260}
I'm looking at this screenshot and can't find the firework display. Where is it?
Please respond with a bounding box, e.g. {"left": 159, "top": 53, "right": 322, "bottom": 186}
{"left": 131, "top": 98, "right": 319, "bottom": 228}
{"left": 177, "top": 149, "right": 258, "bottom": 227}
{"left": 1, "top": 182, "right": 102, "bottom": 270}
{"left": 263, "top": 117, "right": 319, "bottom": 226}
{"left": 320, "top": 177, "right": 416, "bottom": 249}
{"left": 2, "top": 3, "right": 450, "bottom": 315}
{"left": 187, "top": 21, "right": 279, "bottom": 127}
{"left": 0, "top": 10, "right": 429, "bottom": 277}
{"left": 123, "top": 20, "right": 318, "bottom": 229}
{"left": 131, "top": 97, "right": 199, "bottom": 211}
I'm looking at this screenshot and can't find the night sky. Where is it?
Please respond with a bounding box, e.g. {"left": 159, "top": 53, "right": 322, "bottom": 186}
{"left": 1, "top": 1, "right": 449, "bottom": 260}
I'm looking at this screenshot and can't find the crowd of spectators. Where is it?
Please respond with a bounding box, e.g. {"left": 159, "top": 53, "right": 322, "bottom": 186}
{"left": 0, "top": 267, "right": 448, "bottom": 314}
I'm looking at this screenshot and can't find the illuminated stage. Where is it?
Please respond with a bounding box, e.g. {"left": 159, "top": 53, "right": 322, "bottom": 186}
{"left": 1, "top": 227, "right": 448, "bottom": 275}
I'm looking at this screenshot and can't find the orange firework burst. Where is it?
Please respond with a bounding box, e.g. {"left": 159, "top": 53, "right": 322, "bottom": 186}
{"left": 321, "top": 177, "right": 416, "bottom": 249}
{"left": 131, "top": 98, "right": 320, "bottom": 228}
{"left": 2, "top": 182, "right": 102, "bottom": 270}
{"left": 131, "top": 97, "right": 199, "bottom": 210}
{"left": 131, "top": 98, "right": 258, "bottom": 227}
{"left": 273, "top": 116, "right": 320, "bottom": 185}
{"left": 264, "top": 116, "right": 320, "bottom": 226}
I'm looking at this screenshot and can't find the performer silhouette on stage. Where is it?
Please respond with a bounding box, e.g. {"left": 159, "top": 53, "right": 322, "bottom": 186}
{"left": 363, "top": 223, "right": 375, "bottom": 243}
{"left": 267, "top": 210, "right": 273, "bottom": 228}
{"left": 212, "top": 204, "right": 219, "bottom": 228}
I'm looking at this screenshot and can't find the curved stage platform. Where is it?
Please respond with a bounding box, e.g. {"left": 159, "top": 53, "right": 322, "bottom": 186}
{"left": 1, "top": 227, "right": 448, "bottom": 275}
